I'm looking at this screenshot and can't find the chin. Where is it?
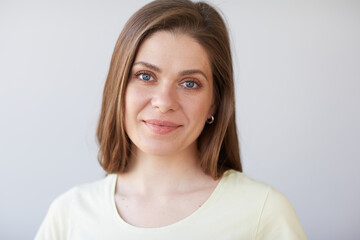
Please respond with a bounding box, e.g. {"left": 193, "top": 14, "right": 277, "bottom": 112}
{"left": 133, "top": 140, "right": 187, "bottom": 157}
{"left": 140, "top": 146, "right": 178, "bottom": 157}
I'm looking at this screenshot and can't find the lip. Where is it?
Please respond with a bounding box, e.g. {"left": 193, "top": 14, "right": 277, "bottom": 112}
{"left": 143, "top": 119, "right": 182, "bottom": 135}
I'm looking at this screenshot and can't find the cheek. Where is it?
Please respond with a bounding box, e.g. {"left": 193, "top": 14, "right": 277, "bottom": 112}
{"left": 125, "top": 84, "right": 143, "bottom": 109}
{"left": 184, "top": 96, "right": 211, "bottom": 124}
{"left": 124, "top": 85, "right": 139, "bottom": 128}
{"left": 124, "top": 84, "right": 150, "bottom": 121}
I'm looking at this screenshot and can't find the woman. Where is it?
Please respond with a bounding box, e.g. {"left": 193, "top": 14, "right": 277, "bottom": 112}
{"left": 36, "top": 0, "right": 307, "bottom": 239}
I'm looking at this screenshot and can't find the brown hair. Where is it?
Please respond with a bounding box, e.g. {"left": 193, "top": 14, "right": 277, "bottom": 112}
{"left": 97, "top": 0, "right": 242, "bottom": 179}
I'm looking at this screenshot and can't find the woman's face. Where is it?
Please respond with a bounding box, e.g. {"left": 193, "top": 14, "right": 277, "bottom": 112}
{"left": 124, "top": 31, "right": 215, "bottom": 157}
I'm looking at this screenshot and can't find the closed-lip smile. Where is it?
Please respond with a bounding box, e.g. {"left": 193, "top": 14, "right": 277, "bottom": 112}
{"left": 143, "top": 119, "right": 182, "bottom": 135}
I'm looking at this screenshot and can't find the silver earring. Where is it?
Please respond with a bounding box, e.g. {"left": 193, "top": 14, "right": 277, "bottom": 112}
{"left": 207, "top": 116, "right": 214, "bottom": 124}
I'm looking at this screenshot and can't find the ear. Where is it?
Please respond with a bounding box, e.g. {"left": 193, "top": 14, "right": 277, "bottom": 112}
{"left": 208, "top": 103, "right": 217, "bottom": 118}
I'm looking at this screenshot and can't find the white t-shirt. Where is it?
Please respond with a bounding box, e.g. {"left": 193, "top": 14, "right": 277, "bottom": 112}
{"left": 35, "top": 170, "right": 307, "bottom": 239}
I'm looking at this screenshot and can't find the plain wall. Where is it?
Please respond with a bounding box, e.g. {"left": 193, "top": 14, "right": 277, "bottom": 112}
{"left": 1, "top": 0, "right": 359, "bottom": 239}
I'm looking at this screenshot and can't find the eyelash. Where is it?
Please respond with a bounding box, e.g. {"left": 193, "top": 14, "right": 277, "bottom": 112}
{"left": 180, "top": 81, "right": 200, "bottom": 89}
{"left": 134, "top": 71, "right": 202, "bottom": 89}
{"left": 135, "top": 71, "right": 154, "bottom": 81}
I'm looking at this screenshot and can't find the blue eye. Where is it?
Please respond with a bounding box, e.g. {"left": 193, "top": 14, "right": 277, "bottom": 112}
{"left": 181, "top": 81, "right": 198, "bottom": 89}
{"left": 138, "top": 73, "right": 153, "bottom": 81}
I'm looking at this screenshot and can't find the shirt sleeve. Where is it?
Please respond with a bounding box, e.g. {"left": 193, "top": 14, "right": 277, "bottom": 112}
{"left": 34, "top": 189, "right": 75, "bottom": 240}
{"left": 255, "top": 187, "right": 307, "bottom": 240}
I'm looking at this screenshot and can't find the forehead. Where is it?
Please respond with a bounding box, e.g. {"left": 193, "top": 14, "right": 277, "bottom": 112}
{"left": 134, "top": 31, "right": 212, "bottom": 75}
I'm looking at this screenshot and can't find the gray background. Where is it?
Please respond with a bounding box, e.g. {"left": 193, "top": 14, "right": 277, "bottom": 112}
{"left": 1, "top": 0, "right": 359, "bottom": 239}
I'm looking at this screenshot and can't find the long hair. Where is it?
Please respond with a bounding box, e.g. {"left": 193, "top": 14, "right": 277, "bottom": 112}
{"left": 97, "top": 0, "right": 242, "bottom": 179}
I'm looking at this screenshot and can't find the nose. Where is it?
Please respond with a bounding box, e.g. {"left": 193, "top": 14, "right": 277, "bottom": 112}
{"left": 151, "top": 82, "right": 179, "bottom": 112}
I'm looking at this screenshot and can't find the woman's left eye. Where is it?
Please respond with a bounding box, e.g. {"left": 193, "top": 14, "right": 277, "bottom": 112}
{"left": 181, "top": 81, "right": 198, "bottom": 89}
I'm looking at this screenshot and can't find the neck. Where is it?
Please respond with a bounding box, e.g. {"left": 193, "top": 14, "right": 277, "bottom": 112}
{"left": 117, "top": 144, "right": 211, "bottom": 196}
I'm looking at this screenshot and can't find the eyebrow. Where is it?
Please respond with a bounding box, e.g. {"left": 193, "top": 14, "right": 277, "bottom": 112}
{"left": 180, "top": 69, "right": 209, "bottom": 81}
{"left": 133, "top": 61, "right": 161, "bottom": 73}
{"left": 133, "top": 61, "right": 209, "bottom": 81}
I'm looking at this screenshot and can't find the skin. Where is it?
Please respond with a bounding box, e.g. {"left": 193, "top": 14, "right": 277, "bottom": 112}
{"left": 115, "top": 31, "right": 219, "bottom": 228}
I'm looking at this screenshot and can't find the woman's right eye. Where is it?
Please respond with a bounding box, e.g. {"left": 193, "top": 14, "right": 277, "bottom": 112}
{"left": 137, "top": 72, "right": 154, "bottom": 81}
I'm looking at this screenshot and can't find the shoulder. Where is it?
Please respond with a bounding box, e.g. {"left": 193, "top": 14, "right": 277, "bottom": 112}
{"left": 52, "top": 174, "right": 116, "bottom": 209}
{"left": 217, "top": 170, "right": 273, "bottom": 217}
{"left": 35, "top": 174, "right": 117, "bottom": 240}
{"left": 220, "top": 169, "right": 271, "bottom": 198}
{"left": 219, "top": 170, "right": 307, "bottom": 239}
{"left": 255, "top": 185, "right": 307, "bottom": 239}
{"left": 221, "top": 170, "right": 294, "bottom": 202}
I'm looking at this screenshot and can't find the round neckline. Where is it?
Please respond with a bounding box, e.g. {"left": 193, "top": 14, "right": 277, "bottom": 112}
{"left": 109, "top": 170, "right": 233, "bottom": 232}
